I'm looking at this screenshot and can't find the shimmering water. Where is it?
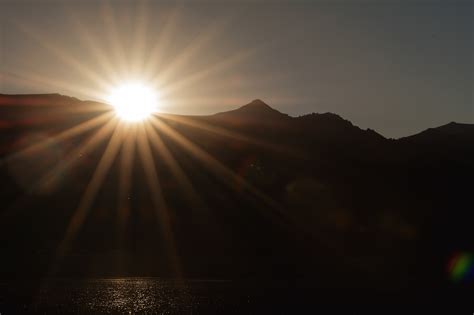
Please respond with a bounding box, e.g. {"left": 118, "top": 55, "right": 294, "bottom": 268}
{"left": 34, "top": 278, "right": 211, "bottom": 313}
{"left": 0, "top": 277, "right": 467, "bottom": 314}
{"left": 1, "top": 278, "right": 253, "bottom": 314}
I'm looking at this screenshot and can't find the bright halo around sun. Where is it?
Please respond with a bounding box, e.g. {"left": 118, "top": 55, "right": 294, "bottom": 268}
{"left": 107, "top": 82, "right": 159, "bottom": 122}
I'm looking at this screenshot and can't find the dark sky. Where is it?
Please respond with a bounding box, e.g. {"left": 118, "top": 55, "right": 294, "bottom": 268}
{"left": 1, "top": 0, "right": 472, "bottom": 138}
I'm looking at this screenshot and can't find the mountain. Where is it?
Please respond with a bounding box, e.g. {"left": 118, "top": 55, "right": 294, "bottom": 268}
{"left": 210, "top": 99, "right": 291, "bottom": 129}
{"left": 0, "top": 93, "right": 80, "bottom": 106}
{"left": 0, "top": 93, "right": 109, "bottom": 130}
{"left": 400, "top": 122, "right": 474, "bottom": 153}
{"left": 0, "top": 94, "right": 473, "bottom": 293}
{"left": 404, "top": 121, "right": 474, "bottom": 140}
{"left": 214, "top": 99, "right": 289, "bottom": 119}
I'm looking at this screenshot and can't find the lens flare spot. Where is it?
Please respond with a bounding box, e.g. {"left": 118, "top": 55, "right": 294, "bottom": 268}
{"left": 448, "top": 252, "right": 474, "bottom": 283}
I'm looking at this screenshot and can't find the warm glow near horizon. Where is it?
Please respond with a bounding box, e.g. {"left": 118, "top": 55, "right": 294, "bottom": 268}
{"left": 107, "top": 82, "right": 159, "bottom": 122}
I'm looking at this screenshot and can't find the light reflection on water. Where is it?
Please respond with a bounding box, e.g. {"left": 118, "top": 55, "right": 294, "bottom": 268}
{"left": 33, "top": 278, "right": 231, "bottom": 314}
{"left": 3, "top": 278, "right": 463, "bottom": 313}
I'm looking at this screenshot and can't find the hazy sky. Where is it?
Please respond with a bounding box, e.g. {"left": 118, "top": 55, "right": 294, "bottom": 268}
{"left": 1, "top": 0, "right": 472, "bottom": 138}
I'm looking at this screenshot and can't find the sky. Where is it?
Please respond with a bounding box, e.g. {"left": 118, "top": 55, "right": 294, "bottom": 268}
{"left": 0, "top": 0, "right": 472, "bottom": 138}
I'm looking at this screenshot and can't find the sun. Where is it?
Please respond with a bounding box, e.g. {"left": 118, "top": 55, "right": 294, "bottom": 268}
{"left": 107, "top": 82, "right": 159, "bottom": 122}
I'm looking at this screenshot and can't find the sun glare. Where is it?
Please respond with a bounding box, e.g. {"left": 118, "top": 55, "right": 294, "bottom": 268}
{"left": 107, "top": 82, "right": 159, "bottom": 122}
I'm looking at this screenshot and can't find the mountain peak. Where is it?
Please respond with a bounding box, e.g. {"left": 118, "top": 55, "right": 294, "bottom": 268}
{"left": 433, "top": 121, "right": 474, "bottom": 135}
{"left": 212, "top": 99, "right": 289, "bottom": 124}
{"left": 400, "top": 121, "right": 474, "bottom": 143}
{"left": 238, "top": 99, "right": 275, "bottom": 112}
{"left": 247, "top": 99, "right": 269, "bottom": 106}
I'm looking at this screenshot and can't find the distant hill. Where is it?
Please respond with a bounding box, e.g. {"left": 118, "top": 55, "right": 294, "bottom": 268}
{"left": 400, "top": 121, "right": 474, "bottom": 149}
{"left": 0, "top": 93, "right": 473, "bottom": 291}
{"left": 212, "top": 99, "right": 290, "bottom": 123}
{"left": 404, "top": 121, "right": 474, "bottom": 139}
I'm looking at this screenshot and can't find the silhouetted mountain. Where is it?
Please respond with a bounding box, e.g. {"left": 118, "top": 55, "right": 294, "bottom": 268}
{"left": 401, "top": 121, "right": 474, "bottom": 150}
{"left": 405, "top": 121, "right": 474, "bottom": 139}
{"left": 0, "top": 94, "right": 473, "bottom": 295}
{"left": 211, "top": 99, "right": 290, "bottom": 126}
{"left": 296, "top": 112, "right": 385, "bottom": 138}
{"left": 215, "top": 99, "right": 288, "bottom": 118}
{"left": 0, "top": 93, "right": 84, "bottom": 108}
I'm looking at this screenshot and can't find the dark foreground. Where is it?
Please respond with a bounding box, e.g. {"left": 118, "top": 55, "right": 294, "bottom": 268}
{"left": 0, "top": 278, "right": 472, "bottom": 314}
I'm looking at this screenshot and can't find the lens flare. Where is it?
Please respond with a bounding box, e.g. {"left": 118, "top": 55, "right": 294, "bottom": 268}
{"left": 448, "top": 252, "right": 474, "bottom": 283}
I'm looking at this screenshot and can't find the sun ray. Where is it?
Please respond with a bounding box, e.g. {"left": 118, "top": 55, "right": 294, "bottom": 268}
{"left": 160, "top": 96, "right": 255, "bottom": 109}
{"left": 157, "top": 48, "right": 257, "bottom": 98}
{"left": 117, "top": 123, "right": 137, "bottom": 228}
{"left": 15, "top": 24, "right": 113, "bottom": 92}
{"left": 1, "top": 118, "right": 119, "bottom": 219}
{"left": 136, "top": 122, "right": 182, "bottom": 278}
{"left": 144, "top": 122, "right": 202, "bottom": 207}
{"left": 35, "top": 118, "right": 119, "bottom": 194}
{"left": 68, "top": 15, "right": 121, "bottom": 85}
{"left": 1, "top": 70, "right": 108, "bottom": 102}
{"left": 100, "top": 0, "right": 129, "bottom": 77}
{"left": 149, "top": 116, "right": 285, "bottom": 218}
{"left": 159, "top": 114, "right": 303, "bottom": 157}
{"left": 2, "top": 112, "right": 114, "bottom": 166}
{"left": 130, "top": 0, "right": 150, "bottom": 76}
{"left": 143, "top": 6, "right": 182, "bottom": 80}
{"left": 55, "top": 122, "right": 124, "bottom": 260}
{"left": 150, "top": 18, "right": 227, "bottom": 88}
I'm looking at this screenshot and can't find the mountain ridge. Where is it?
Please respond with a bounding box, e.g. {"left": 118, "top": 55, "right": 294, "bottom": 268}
{"left": 0, "top": 93, "right": 473, "bottom": 140}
